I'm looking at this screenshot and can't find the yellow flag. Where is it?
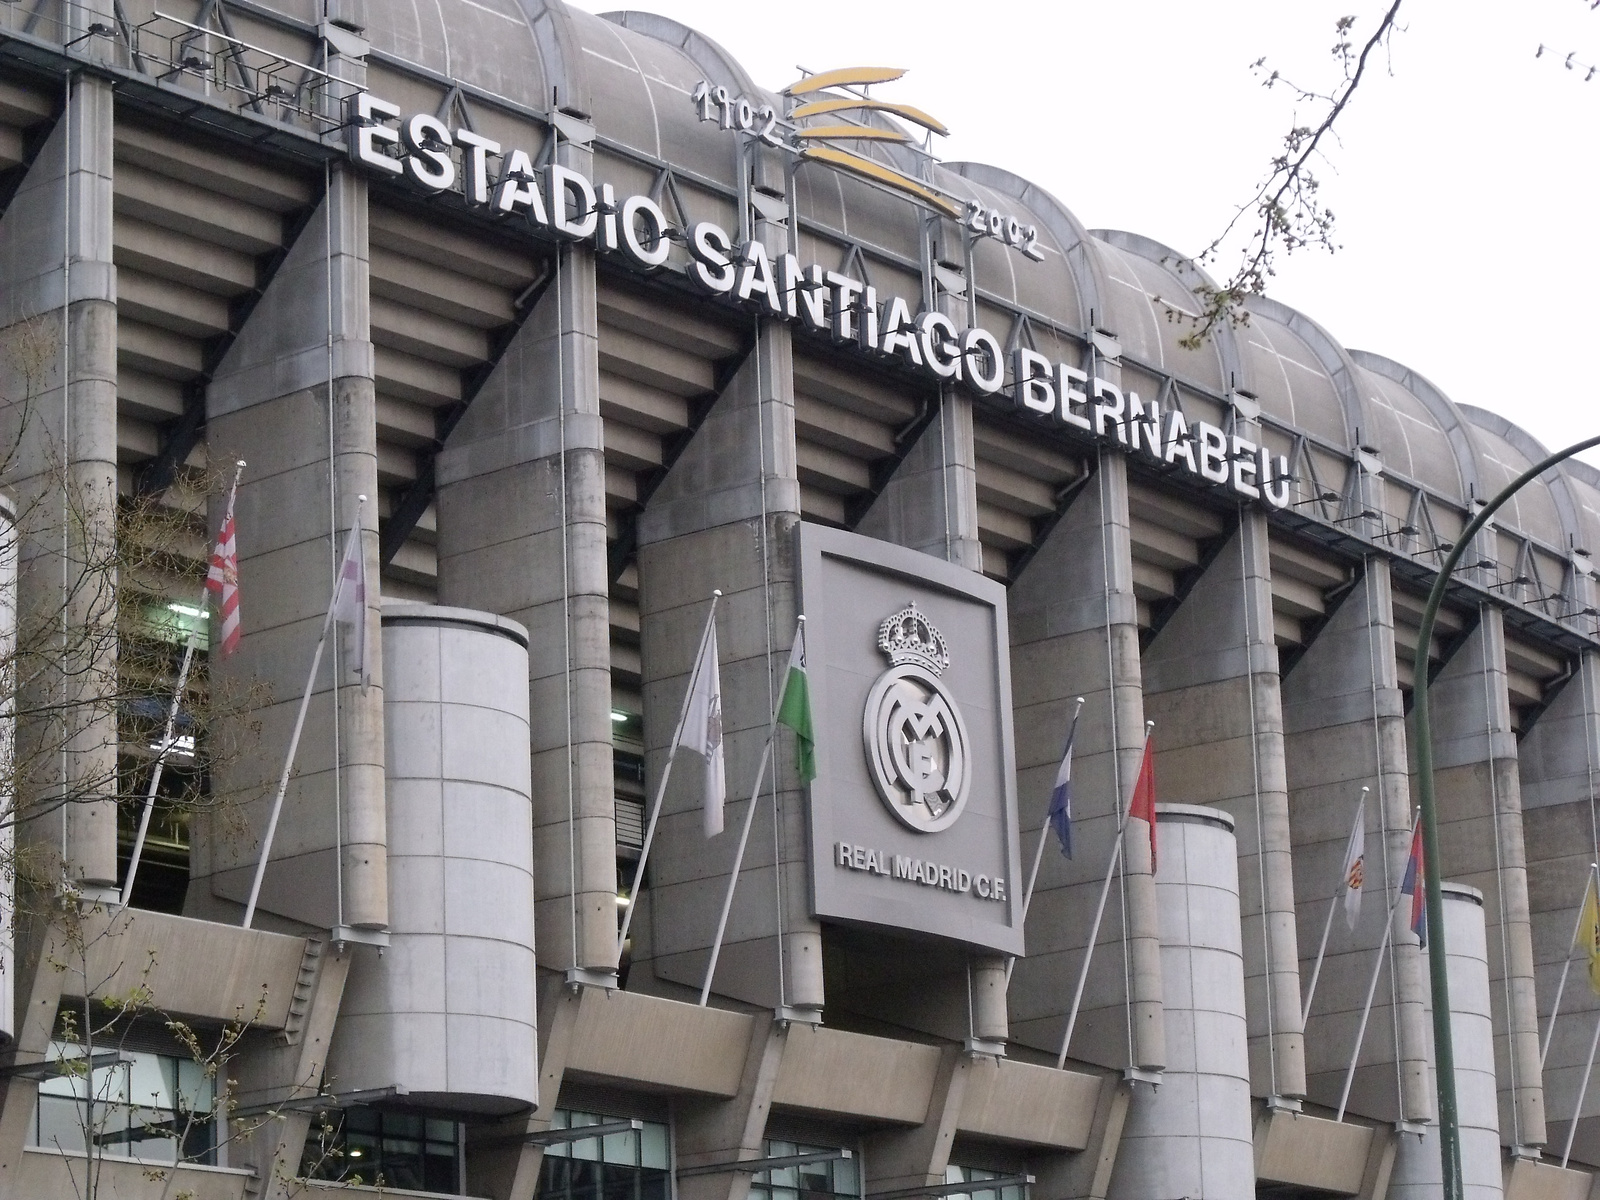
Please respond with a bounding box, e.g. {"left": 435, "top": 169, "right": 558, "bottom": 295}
{"left": 1582, "top": 873, "right": 1600, "bottom": 996}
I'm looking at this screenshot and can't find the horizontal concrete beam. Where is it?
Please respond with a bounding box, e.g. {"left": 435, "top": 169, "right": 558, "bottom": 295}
{"left": 77, "top": 908, "right": 313, "bottom": 1030}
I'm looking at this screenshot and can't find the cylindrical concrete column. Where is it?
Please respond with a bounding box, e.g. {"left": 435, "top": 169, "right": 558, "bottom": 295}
{"left": 327, "top": 604, "right": 536, "bottom": 1113}
{"left": 1390, "top": 883, "right": 1502, "bottom": 1200}
{"left": 970, "top": 955, "right": 1007, "bottom": 1042}
{"left": 1109, "top": 803, "right": 1253, "bottom": 1200}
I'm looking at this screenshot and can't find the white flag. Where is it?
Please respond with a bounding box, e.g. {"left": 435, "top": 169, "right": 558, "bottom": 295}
{"left": 681, "top": 621, "right": 726, "bottom": 837}
{"left": 1340, "top": 795, "right": 1366, "bottom": 930}
{"left": 331, "top": 522, "right": 367, "bottom": 686}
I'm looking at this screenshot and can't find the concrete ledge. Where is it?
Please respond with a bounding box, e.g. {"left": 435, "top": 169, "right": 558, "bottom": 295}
{"left": 957, "top": 1055, "right": 1102, "bottom": 1149}
{"left": 1503, "top": 1156, "right": 1593, "bottom": 1200}
{"left": 772, "top": 1024, "right": 940, "bottom": 1124}
{"left": 1253, "top": 1106, "right": 1374, "bottom": 1195}
{"left": 20, "top": 1147, "right": 251, "bottom": 1199}
{"left": 76, "top": 908, "right": 312, "bottom": 1029}
{"left": 565, "top": 988, "right": 753, "bottom": 1096}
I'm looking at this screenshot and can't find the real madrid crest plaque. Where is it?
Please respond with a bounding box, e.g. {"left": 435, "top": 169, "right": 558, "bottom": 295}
{"left": 797, "top": 523, "right": 1023, "bottom": 955}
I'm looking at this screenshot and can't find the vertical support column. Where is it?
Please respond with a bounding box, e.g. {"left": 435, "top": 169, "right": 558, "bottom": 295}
{"left": 435, "top": 235, "right": 615, "bottom": 972}
{"left": 855, "top": 385, "right": 982, "bottom": 572}
{"left": 1389, "top": 884, "right": 1504, "bottom": 1200}
{"left": 0, "top": 74, "right": 118, "bottom": 893}
{"left": 193, "top": 167, "right": 386, "bottom": 931}
{"left": 1519, "top": 650, "right": 1600, "bottom": 1149}
{"left": 1142, "top": 512, "right": 1306, "bottom": 1099}
{"left": 1283, "top": 559, "right": 1431, "bottom": 1123}
{"left": 1426, "top": 606, "right": 1545, "bottom": 1149}
{"left": 861, "top": 1045, "right": 970, "bottom": 1196}
{"left": 1008, "top": 448, "right": 1164, "bottom": 1072}
{"left": 675, "top": 1014, "right": 790, "bottom": 1200}
{"left": 1108, "top": 805, "right": 1255, "bottom": 1200}
{"left": 634, "top": 311, "right": 816, "bottom": 1009}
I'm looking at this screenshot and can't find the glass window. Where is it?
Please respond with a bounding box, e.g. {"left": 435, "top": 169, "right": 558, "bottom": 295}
{"left": 942, "top": 1164, "right": 1028, "bottom": 1200}
{"left": 302, "top": 1105, "right": 462, "bottom": 1193}
{"left": 28, "top": 1041, "right": 216, "bottom": 1164}
{"left": 748, "top": 1139, "right": 860, "bottom": 1200}
{"left": 537, "top": 1108, "right": 670, "bottom": 1200}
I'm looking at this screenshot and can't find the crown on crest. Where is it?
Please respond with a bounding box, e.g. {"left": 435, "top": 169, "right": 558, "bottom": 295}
{"left": 877, "top": 603, "right": 950, "bottom": 676}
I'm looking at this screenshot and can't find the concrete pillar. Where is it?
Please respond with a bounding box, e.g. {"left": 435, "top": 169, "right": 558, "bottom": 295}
{"left": 1424, "top": 605, "right": 1545, "bottom": 1148}
{"left": 633, "top": 312, "right": 820, "bottom": 1009}
{"left": 855, "top": 387, "right": 982, "bottom": 571}
{"left": 1143, "top": 511, "right": 1306, "bottom": 1099}
{"left": 1390, "top": 883, "right": 1504, "bottom": 1200}
{"left": 1284, "top": 558, "right": 1432, "bottom": 1123}
{"left": 1008, "top": 449, "right": 1164, "bottom": 1072}
{"left": 862, "top": 1045, "right": 970, "bottom": 1195}
{"left": 674, "top": 1015, "right": 790, "bottom": 1200}
{"left": 856, "top": 370, "right": 1006, "bottom": 1035}
{"left": 435, "top": 239, "right": 616, "bottom": 973}
{"left": 1108, "top": 804, "right": 1254, "bottom": 1200}
{"left": 1519, "top": 650, "right": 1600, "bottom": 1152}
{"left": 0, "top": 75, "right": 118, "bottom": 893}
{"left": 191, "top": 166, "right": 386, "bottom": 931}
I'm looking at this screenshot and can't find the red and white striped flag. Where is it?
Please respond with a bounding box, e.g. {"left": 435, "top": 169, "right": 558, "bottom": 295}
{"left": 205, "top": 479, "right": 242, "bottom": 657}
{"left": 331, "top": 520, "right": 368, "bottom": 686}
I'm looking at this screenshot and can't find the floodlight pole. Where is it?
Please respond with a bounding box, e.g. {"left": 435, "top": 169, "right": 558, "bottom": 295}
{"left": 1411, "top": 432, "right": 1600, "bottom": 1200}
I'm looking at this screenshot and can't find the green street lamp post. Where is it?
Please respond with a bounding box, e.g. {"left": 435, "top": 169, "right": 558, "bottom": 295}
{"left": 1411, "top": 432, "right": 1600, "bottom": 1200}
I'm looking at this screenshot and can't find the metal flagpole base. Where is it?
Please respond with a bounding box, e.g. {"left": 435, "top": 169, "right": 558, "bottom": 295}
{"left": 774, "top": 1005, "right": 823, "bottom": 1027}
{"left": 565, "top": 967, "right": 619, "bottom": 991}
{"left": 964, "top": 1037, "right": 1006, "bottom": 1059}
{"left": 332, "top": 925, "right": 390, "bottom": 950}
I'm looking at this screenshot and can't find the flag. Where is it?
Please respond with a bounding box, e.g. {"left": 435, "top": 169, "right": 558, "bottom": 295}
{"left": 777, "top": 618, "right": 816, "bottom": 783}
{"left": 1400, "top": 817, "right": 1426, "bottom": 948}
{"left": 682, "top": 620, "right": 726, "bottom": 837}
{"left": 331, "top": 522, "right": 368, "bottom": 686}
{"left": 1339, "top": 795, "right": 1366, "bottom": 931}
{"left": 1046, "top": 707, "right": 1082, "bottom": 858}
{"left": 205, "top": 480, "right": 242, "bottom": 657}
{"left": 1129, "top": 734, "right": 1157, "bottom": 872}
{"left": 1581, "top": 872, "right": 1600, "bottom": 995}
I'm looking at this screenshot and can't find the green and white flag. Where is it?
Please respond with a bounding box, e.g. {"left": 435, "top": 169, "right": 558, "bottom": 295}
{"left": 777, "top": 617, "right": 816, "bottom": 783}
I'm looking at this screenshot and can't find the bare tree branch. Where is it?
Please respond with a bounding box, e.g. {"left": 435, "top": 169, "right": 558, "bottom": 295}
{"left": 1174, "top": 0, "right": 1404, "bottom": 349}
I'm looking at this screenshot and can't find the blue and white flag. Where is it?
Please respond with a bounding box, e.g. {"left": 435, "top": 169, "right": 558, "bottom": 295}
{"left": 1046, "top": 707, "right": 1082, "bottom": 858}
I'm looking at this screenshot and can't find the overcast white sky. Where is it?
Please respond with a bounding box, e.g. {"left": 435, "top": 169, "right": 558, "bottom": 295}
{"left": 571, "top": 0, "right": 1600, "bottom": 465}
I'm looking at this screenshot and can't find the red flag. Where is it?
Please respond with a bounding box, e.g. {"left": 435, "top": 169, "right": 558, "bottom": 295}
{"left": 205, "top": 481, "right": 241, "bottom": 657}
{"left": 1130, "top": 735, "right": 1157, "bottom": 872}
{"left": 1400, "top": 816, "right": 1427, "bottom": 947}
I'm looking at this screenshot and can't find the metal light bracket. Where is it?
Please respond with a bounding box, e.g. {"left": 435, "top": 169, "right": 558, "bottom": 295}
{"left": 527, "top": 1119, "right": 643, "bottom": 1146}
{"left": 867, "top": 1173, "right": 1034, "bottom": 1200}
{"left": 678, "top": 1149, "right": 850, "bottom": 1179}
{"left": 0, "top": 1051, "right": 133, "bottom": 1081}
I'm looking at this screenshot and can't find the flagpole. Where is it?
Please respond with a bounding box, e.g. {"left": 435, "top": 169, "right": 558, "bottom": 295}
{"left": 617, "top": 590, "right": 721, "bottom": 959}
{"left": 1007, "top": 696, "right": 1084, "bottom": 986}
{"left": 1563, "top": 1009, "right": 1600, "bottom": 1168}
{"left": 123, "top": 460, "right": 246, "bottom": 908}
{"left": 700, "top": 732, "right": 775, "bottom": 1006}
{"left": 1542, "top": 861, "right": 1600, "bottom": 1070}
{"left": 698, "top": 614, "right": 803, "bottom": 1006}
{"left": 1057, "top": 719, "right": 1153, "bottom": 1070}
{"left": 1337, "top": 886, "right": 1401, "bottom": 1121}
{"left": 1302, "top": 786, "right": 1369, "bottom": 1025}
{"left": 242, "top": 496, "right": 365, "bottom": 930}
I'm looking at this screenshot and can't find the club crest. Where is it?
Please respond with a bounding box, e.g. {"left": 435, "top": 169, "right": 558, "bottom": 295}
{"left": 863, "top": 603, "right": 971, "bottom": 833}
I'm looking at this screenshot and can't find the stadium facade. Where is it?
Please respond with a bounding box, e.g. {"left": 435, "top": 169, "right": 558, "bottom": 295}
{"left": 0, "top": 3, "right": 1594, "bottom": 1199}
